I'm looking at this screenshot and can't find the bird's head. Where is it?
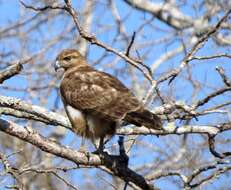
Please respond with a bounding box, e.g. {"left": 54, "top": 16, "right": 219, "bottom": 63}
{"left": 55, "top": 49, "right": 86, "bottom": 71}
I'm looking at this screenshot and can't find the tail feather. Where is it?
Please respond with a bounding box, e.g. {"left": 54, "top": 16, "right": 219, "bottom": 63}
{"left": 124, "top": 109, "right": 162, "bottom": 130}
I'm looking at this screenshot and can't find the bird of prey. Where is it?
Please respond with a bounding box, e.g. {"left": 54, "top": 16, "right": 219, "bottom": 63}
{"left": 55, "top": 49, "right": 162, "bottom": 151}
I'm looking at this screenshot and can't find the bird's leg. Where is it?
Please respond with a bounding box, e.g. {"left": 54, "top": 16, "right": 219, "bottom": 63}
{"left": 79, "top": 136, "right": 87, "bottom": 153}
{"left": 98, "top": 136, "right": 105, "bottom": 153}
{"left": 92, "top": 136, "right": 105, "bottom": 154}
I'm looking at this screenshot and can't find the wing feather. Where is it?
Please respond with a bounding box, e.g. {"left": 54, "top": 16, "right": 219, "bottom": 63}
{"left": 60, "top": 66, "right": 141, "bottom": 121}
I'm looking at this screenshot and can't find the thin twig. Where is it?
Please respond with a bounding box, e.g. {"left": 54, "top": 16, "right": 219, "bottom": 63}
{"left": 194, "top": 87, "right": 231, "bottom": 108}
{"left": 20, "top": 0, "right": 65, "bottom": 11}
{"left": 158, "top": 9, "right": 231, "bottom": 84}
{"left": 216, "top": 66, "right": 231, "bottom": 87}
{"left": 126, "top": 32, "right": 136, "bottom": 56}
{"left": 208, "top": 134, "right": 231, "bottom": 159}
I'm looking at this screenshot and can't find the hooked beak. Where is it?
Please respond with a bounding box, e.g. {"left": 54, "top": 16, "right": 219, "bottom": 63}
{"left": 54, "top": 60, "right": 61, "bottom": 72}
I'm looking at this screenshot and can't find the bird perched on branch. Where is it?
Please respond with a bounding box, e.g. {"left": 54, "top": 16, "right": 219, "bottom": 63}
{"left": 55, "top": 49, "right": 162, "bottom": 152}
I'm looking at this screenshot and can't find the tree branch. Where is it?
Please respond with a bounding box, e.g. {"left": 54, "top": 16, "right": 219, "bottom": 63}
{"left": 0, "top": 119, "right": 159, "bottom": 190}
{"left": 0, "top": 95, "right": 71, "bottom": 129}
{"left": 216, "top": 66, "right": 231, "bottom": 87}
{"left": 124, "top": 0, "right": 193, "bottom": 29}
{"left": 0, "top": 63, "right": 23, "bottom": 84}
{"left": 20, "top": 0, "right": 154, "bottom": 83}
{"left": 158, "top": 9, "right": 231, "bottom": 84}
{"left": 1, "top": 95, "right": 231, "bottom": 137}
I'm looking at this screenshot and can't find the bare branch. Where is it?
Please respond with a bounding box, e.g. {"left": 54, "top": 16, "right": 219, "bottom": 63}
{"left": 158, "top": 9, "right": 231, "bottom": 84}
{"left": 0, "top": 151, "right": 22, "bottom": 189}
{"left": 124, "top": 0, "right": 193, "bottom": 29}
{"left": 20, "top": 0, "right": 65, "bottom": 11}
{"left": 0, "top": 118, "right": 101, "bottom": 165}
{"left": 187, "top": 160, "right": 228, "bottom": 184}
{"left": 0, "top": 119, "right": 159, "bottom": 190}
{"left": 20, "top": 0, "right": 154, "bottom": 83}
{"left": 2, "top": 2, "right": 231, "bottom": 188}
{"left": 216, "top": 66, "right": 231, "bottom": 87}
{"left": 194, "top": 87, "right": 231, "bottom": 108}
{"left": 63, "top": 0, "right": 154, "bottom": 83}
{"left": 126, "top": 32, "right": 136, "bottom": 56}
{"left": 208, "top": 135, "right": 231, "bottom": 159}
{"left": 1, "top": 95, "right": 230, "bottom": 137}
{"left": 189, "top": 53, "right": 231, "bottom": 61}
{"left": 0, "top": 95, "right": 71, "bottom": 129}
{"left": 117, "top": 124, "right": 222, "bottom": 136}
{"left": 0, "top": 63, "right": 23, "bottom": 84}
{"left": 19, "top": 168, "right": 79, "bottom": 190}
{"left": 190, "top": 165, "right": 231, "bottom": 189}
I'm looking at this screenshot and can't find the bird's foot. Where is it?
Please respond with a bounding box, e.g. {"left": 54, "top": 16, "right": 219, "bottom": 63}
{"left": 78, "top": 145, "right": 92, "bottom": 161}
{"left": 92, "top": 136, "right": 106, "bottom": 155}
{"left": 78, "top": 136, "right": 89, "bottom": 153}
{"left": 92, "top": 145, "right": 105, "bottom": 155}
{"left": 78, "top": 143, "right": 89, "bottom": 155}
{"left": 78, "top": 146, "right": 87, "bottom": 153}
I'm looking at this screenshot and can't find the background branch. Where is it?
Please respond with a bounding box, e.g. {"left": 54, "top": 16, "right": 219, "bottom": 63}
{"left": 0, "top": 0, "right": 230, "bottom": 189}
{"left": 0, "top": 63, "right": 23, "bottom": 84}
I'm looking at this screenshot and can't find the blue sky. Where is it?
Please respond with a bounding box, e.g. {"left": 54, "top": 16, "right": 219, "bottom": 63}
{"left": 0, "top": 0, "right": 231, "bottom": 189}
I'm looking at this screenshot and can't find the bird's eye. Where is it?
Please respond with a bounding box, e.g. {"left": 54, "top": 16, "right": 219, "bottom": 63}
{"left": 63, "top": 57, "right": 71, "bottom": 61}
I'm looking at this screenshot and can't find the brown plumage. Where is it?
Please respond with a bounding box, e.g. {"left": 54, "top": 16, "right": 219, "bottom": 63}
{"left": 55, "top": 49, "right": 162, "bottom": 149}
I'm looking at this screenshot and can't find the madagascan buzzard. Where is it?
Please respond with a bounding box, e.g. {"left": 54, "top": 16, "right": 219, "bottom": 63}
{"left": 55, "top": 49, "right": 162, "bottom": 151}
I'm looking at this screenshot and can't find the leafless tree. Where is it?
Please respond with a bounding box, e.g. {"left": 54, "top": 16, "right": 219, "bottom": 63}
{"left": 0, "top": 0, "right": 231, "bottom": 189}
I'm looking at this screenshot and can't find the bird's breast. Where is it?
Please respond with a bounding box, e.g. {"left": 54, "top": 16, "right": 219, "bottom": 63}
{"left": 65, "top": 105, "right": 87, "bottom": 136}
{"left": 66, "top": 105, "right": 84, "bottom": 119}
{"left": 65, "top": 105, "right": 116, "bottom": 139}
